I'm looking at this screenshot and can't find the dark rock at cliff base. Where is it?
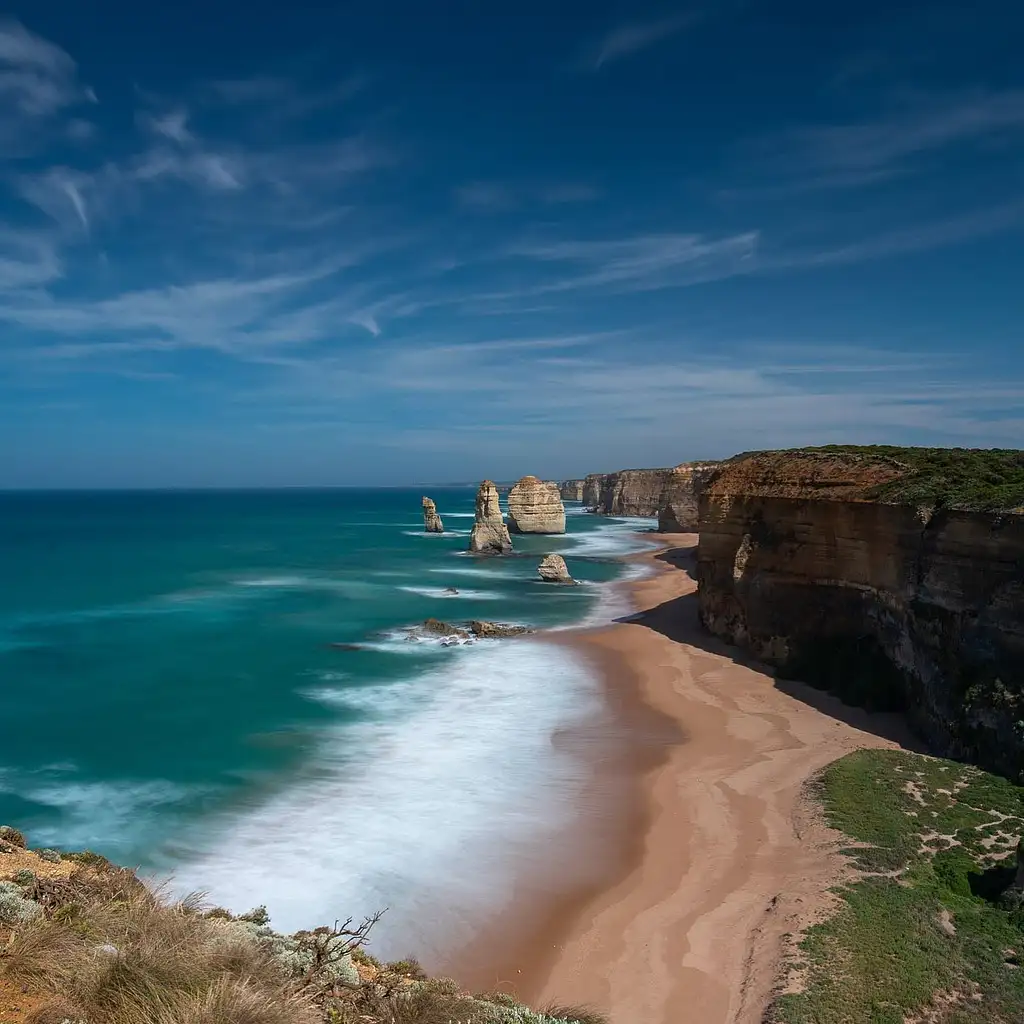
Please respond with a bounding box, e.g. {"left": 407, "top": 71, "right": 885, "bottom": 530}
{"left": 468, "top": 620, "right": 534, "bottom": 638}
{"left": 468, "top": 480, "right": 513, "bottom": 554}
{"left": 538, "top": 553, "right": 576, "bottom": 584}
{"left": 422, "top": 496, "right": 444, "bottom": 533}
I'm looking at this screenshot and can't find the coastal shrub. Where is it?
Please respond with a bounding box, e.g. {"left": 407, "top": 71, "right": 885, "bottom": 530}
{"left": 0, "top": 880, "right": 42, "bottom": 924}
{"left": 14, "top": 869, "right": 36, "bottom": 886}
{"left": 37, "top": 849, "right": 62, "bottom": 864}
{"left": 0, "top": 825, "right": 26, "bottom": 848}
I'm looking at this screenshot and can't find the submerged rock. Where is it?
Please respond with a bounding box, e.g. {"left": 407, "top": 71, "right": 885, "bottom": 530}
{"left": 468, "top": 480, "right": 513, "bottom": 555}
{"left": 507, "top": 476, "right": 566, "bottom": 534}
{"left": 538, "top": 554, "right": 576, "bottom": 585}
{"left": 468, "top": 620, "right": 534, "bottom": 638}
{"left": 422, "top": 496, "right": 444, "bottom": 533}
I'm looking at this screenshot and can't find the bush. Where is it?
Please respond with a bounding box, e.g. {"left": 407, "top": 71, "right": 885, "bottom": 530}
{"left": 0, "top": 880, "right": 42, "bottom": 924}
{"left": 0, "top": 825, "right": 27, "bottom": 848}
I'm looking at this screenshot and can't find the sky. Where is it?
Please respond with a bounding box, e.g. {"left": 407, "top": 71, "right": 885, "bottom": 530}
{"left": 1, "top": 0, "right": 1022, "bottom": 487}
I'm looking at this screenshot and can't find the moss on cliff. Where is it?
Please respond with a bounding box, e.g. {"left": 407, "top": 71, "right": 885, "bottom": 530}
{"left": 716, "top": 445, "right": 1024, "bottom": 511}
{"left": 772, "top": 749, "right": 1024, "bottom": 1024}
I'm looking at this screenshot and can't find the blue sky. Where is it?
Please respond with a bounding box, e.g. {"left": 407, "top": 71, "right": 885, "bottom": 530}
{"left": 1, "top": 0, "right": 1022, "bottom": 487}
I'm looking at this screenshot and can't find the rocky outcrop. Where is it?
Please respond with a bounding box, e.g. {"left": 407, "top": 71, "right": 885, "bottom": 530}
{"left": 506, "top": 476, "right": 566, "bottom": 534}
{"left": 422, "top": 496, "right": 444, "bottom": 533}
{"left": 468, "top": 620, "right": 534, "bottom": 638}
{"left": 657, "top": 462, "right": 721, "bottom": 532}
{"left": 559, "top": 479, "right": 585, "bottom": 502}
{"left": 538, "top": 554, "right": 576, "bottom": 584}
{"left": 582, "top": 474, "right": 607, "bottom": 509}
{"left": 468, "top": 480, "right": 513, "bottom": 554}
{"left": 696, "top": 449, "right": 1024, "bottom": 778}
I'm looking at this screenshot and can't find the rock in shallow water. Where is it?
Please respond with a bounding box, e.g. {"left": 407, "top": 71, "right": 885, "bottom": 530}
{"left": 538, "top": 553, "right": 576, "bottom": 585}
{"left": 422, "top": 496, "right": 444, "bottom": 533}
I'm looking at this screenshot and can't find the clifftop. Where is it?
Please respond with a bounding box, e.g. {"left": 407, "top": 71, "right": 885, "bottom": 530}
{"left": 709, "top": 445, "right": 1024, "bottom": 512}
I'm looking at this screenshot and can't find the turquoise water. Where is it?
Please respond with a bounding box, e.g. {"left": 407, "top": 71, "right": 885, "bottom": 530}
{"left": 0, "top": 488, "right": 656, "bottom": 954}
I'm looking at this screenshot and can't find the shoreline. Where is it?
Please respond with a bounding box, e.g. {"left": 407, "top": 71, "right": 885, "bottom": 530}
{"left": 445, "top": 532, "right": 915, "bottom": 1022}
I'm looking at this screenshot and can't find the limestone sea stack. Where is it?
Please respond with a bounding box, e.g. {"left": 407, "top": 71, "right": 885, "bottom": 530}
{"left": 422, "top": 496, "right": 444, "bottom": 533}
{"left": 538, "top": 553, "right": 576, "bottom": 584}
{"left": 468, "top": 480, "right": 513, "bottom": 554}
{"left": 506, "top": 476, "right": 566, "bottom": 534}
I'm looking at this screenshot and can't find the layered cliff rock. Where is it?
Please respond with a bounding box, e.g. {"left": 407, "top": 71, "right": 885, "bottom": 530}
{"left": 559, "top": 479, "right": 585, "bottom": 502}
{"left": 582, "top": 473, "right": 606, "bottom": 508}
{"left": 506, "top": 476, "right": 566, "bottom": 534}
{"left": 657, "top": 462, "right": 721, "bottom": 532}
{"left": 580, "top": 462, "right": 722, "bottom": 519}
{"left": 696, "top": 447, "right": 1024, "bottom": 778}
{"left": 421, "top": 496, "right": 444, "bottom": 533}
{"left": 468, "top": 480, "right": 513, "bottom": 554}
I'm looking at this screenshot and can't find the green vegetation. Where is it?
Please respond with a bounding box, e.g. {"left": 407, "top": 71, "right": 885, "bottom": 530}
{"left": 772, "top": 749, "right": 1024, "bottom": 1024}
{"left": 800, "top": 445, "right": 1024, "bottom": 511}
{"left": 0, "top": 833, "right": 607, "bottom": 1024}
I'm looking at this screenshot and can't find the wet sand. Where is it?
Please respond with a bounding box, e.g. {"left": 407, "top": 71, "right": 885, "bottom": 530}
{"left": 448, "top": 534, "right": 913, "bottom": 1022}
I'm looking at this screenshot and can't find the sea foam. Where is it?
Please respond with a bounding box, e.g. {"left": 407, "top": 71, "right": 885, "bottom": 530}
{"left": 167, "top": 639, "right": 601, "bottom": 959}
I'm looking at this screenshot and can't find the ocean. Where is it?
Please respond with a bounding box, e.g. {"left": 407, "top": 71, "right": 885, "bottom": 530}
{"left": 0, "top": 488, "right": 656, "bottom": 957}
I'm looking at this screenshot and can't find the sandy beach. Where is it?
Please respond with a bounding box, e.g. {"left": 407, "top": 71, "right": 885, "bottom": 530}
{"left": 455, "top": 534, "right": 917, "bottom": 1023}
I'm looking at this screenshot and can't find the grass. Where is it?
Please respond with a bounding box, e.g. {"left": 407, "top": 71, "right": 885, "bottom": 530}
{"left": 0, "top": 838, "right": 608, "bottom": 1024}
{"left": 791, "top": 445, "right": 1024, "bottom": 511}
{"left": 772, "top": 749, "right": 1024, "bottom": 1024}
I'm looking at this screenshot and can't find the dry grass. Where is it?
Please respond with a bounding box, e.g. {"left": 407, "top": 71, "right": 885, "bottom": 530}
{"left": 0, "top": 841, "right": 609, "bottom": 1024}
{"left": 1, "top": 880, "right": 318, "bottom": 1024}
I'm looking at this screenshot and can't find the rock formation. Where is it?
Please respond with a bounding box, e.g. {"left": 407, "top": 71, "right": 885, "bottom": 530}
{"left": 538, "top": 553, "right": 576, "bottom": 584}
{"left": 582, "top": 474, "right": 606, "bottom": 508}
{"left": 421, "top": 496, "right": 444, "bottom": 533}
{"left": 468, "top": 480, "right": 513, "bottom": 554}
{"left": 559, "top": 479, "right": 585, "bottom": 501}
{"left": 696, "top": 448, "right": 1024, "bottom": 779}
{"left": 506, "top": 476, "right": 566, "bottom": 534}
{"left": 657, "top": 462, "right": 721, "bottom": 532}
{"left": 468, "top": 620, "right": 533, "bottom": 638}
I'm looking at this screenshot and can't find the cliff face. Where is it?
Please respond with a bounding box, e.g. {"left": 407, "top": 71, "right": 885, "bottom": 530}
{"left": 507, "top": 476, "right": 565, "bottom": 534}
{"left": 559, "top": 479, "right": 585, "bottom": 502}
{"left": 468, "top": 480, "right": 513, "bottom": 554}
{"left": 697, "top": 451, "right": 1024, "bottom": 778}
{"left": 582, "top": 473, "right": 606, "bottom": 508}
{"left": 657, "top": 462, "right": 721, "bottom": 532}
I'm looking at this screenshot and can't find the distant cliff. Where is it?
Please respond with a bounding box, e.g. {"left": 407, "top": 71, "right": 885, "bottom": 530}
{"left": 559, "top": 479, "right": 584, "bottom": 501}
{"left": 579, "top": 463, "right": 720, "bottom": 522}
{"left": 696, "top": 447, "right": 1024, "bottom": 778}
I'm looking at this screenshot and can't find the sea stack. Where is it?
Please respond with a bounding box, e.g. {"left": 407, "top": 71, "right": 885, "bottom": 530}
{"left": 468, "top": 480, "right": 513, "bottom": 554}
{"left": 538, "top": 553, "right": 575, "bottom": 584}
{"left": 422, "top": 496, "right": 444, "bottom": 533}
{"left": 506, "top": 476, "right": 566, "bottom": 534}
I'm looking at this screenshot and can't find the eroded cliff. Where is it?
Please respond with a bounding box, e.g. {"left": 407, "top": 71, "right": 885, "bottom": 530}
{"left": 579, "top": 462, "right": 720, "bottom": 520}
{"left": 697, "top": 447, "right": 1024, "bottom": 777}
{"left": 559, "top": 479, "right": 585, "bottom": 502}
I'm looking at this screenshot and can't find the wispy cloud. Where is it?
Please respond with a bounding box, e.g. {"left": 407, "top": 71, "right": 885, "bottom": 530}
{"left": 504, "top": 231, "right": 759, "bottom": 293}
{"left": 588, "top": 14, "right": 694, "bottom": 70}
{"left": 454, "top": 181, "right": 600, "bottom": 212}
